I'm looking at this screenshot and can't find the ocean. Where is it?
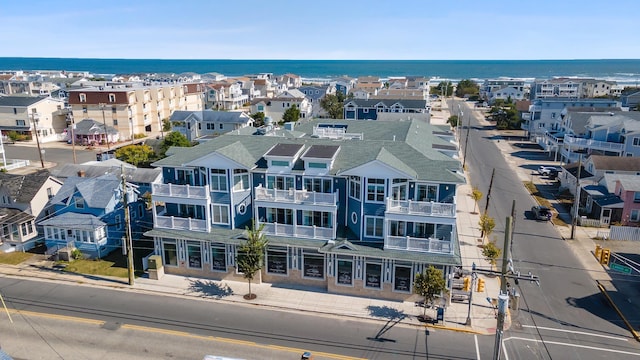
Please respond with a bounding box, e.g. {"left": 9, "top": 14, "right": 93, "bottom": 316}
{"left": 1, "top": 58, "right": 639, "bottom": 85}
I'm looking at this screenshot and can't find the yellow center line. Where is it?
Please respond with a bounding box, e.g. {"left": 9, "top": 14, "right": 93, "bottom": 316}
{"left": 7, "top": 309, "right": 366, "bottom": 360}
{"left": 7, "top": 309, "right": 105, "bottom": 325}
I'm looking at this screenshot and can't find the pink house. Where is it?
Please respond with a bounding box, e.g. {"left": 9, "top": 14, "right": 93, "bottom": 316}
{"left": 613, "top": 175, "right": 640, "bottom": 226}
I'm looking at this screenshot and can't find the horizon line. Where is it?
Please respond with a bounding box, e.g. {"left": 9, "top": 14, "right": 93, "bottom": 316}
{"left": 1, "top": 57, "right": 640, "bottom": 62}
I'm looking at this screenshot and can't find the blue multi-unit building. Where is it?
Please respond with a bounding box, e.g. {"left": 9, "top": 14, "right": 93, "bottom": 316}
{"left": 147, "top": 118, "right": 464, "bottom": 300}
{"left": 343, "top": 99, "right": 430, "bottom": 121}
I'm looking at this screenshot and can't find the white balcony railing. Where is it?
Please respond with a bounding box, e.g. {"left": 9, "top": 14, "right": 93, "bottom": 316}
{"left": 259, "top": 222, "right": 334, "bottom": 240}
{"left": 385, "top": 198, "right": 455, "bottom": 217}
{"left": 254, "top": 186, "right": 337, "bottom": 206}
{"left": 152, "top": 183, "right": 209, "bottom": 199}
{"left": 386, "top": 235, "right": 453, "bottom": 254}
{"left": 563, "top": 135, "right": 624, "bottom": 153}
{"left": 155, "top": 215, "right": 208, "bottom": 232}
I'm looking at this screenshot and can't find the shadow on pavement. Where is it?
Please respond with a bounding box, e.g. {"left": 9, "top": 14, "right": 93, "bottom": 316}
{"left": 28, "top": 263, "right": 128, "bottom": 285}
{"left": 188, "top": 279, "right": 234, "bottom": 299}
{"left": 366, "top": 305, "right": 407, "bottom": 320}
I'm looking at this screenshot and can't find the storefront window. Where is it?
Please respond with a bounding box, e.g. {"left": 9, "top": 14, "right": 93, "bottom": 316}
{"left": 211, "top": 244, "right": 226, "bottom": 271}
{"left": 163, "top": 241, "right": 178, "bottom": 266}
{"left": 394, "top": 265, "right": 412, "bottom": 292}
{"left": 337, "top": 259, "right": 353, "bottom": 286}
{"left": 303, "top": 252, "right": 324, "bottom": 279}
{"left": 266, "top": 247, "right": 288, "bottom": 275}
{"left": 187, "top": 241, "right": 202, "bottom": 269}
{"left": 365, "top": 263, "right": 382, "bottom": 289}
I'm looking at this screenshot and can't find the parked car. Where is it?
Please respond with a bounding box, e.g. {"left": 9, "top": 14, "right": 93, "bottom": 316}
{"left": 538, "top": 166, "right": 561, "bottom": 176}
{"left": 531, "top": 206, "right": 552, "bottom": 221}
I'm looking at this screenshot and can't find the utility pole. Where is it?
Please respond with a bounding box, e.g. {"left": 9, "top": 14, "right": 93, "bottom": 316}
{"left": 121, "top": 165, "right": 135, "bottom": 286}
{"left": 481, "top": 168, "right": 496, "bottom": 237}
{"left": 510, "top": 200, "right": 516, "bottom": 253}
{"left": 99, "top": 103, "right": 111, "bottom": 151}
{"left": 463, "top": 110, "right": 471, "bottom": 169}
{"left": 69, "top": 112, "right": 77, "bottom": 164}
{"left": 30, "top": 110, "right": 45, "bottom": 168}
{"left": 493, "top": 216, "right": 513, "bottom": 360}
{"left": 570, "top": 156, "right": 582, "bottom": 239}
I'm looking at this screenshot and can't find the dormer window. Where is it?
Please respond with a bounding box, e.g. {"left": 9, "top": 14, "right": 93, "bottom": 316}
{"left": 109, "top": 93, "right": 116, "bottom": 103}
{"left": 79, "top": 93, "right": 86, "bottom": 103}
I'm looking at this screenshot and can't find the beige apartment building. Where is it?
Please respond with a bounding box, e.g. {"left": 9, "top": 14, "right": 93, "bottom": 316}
{"left": 68, "top": 82, "right": 204, "bottom": 141}
{"left": 0, "top": 96, "right": 67, "bottom": 143}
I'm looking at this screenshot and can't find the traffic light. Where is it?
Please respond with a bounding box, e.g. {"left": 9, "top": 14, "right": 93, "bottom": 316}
{"left": 595, "top": 245, "right": 602, "bottom": 260}
{"left": 600, "top": 249, "right": 610, "bottom": 265}
{"left": 463, "top": 277, "right": 471, "bottom": 292}
{"left": 476, "top": 278, "right": 485, "bottom": 292}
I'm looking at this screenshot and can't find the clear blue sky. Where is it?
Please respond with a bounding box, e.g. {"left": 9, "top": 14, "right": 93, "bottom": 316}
{"left": 1, "top": 0, "right": 637, "bottom": 60}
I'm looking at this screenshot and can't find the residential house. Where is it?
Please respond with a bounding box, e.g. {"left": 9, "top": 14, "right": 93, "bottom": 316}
{"left": 169, "top": 110, "right": 255, "bottom": 141}
{"left": 621, "top": 90, "right": 640, "bottom": 110}
{"left": 524, "top": 98, "right": 619, "bottom": 139}
{"left": 560, "top": 155, "right": 640, "bottom": 197}
{"left": 40, "top": 174, "right": 146, "bottom": 259}
{"left": 278, "top": 74, "right": 302, "bottom": 89}
{"left": 146, "top": 118, "right": 464, "bottom": 301}
{"left": 333, "top": 77, "right": 356, "bottom": 97}
{"left": 406, "top": 76, "right": 431, "bottom": 90}
{"left": 530, "top": 78, "right": 583, "bottom": 100}
{"left": 250, "top": 93, "right": 312, "bottom": 123}
{"left": 68, "top": 82, "right": 204, "bottom": 141}
{"left": 205, "top": 81, "right": 248, "bottom": 110}
{"left": 352, "top": 76, "right": 384, "bottom": 98}
{"left": 298, "top": 85, "right": 335, "bottom": 117}
{"left": 0, "top": 170, "right": 63, "bottom": 251}
{"left": 487, "top": 86, "right": 525, "bottom": 103}
{"left": 480, "top": 78, "right": 526, "bottom": 101}
{"left": 370, "top": 88, "right": 429, "bottom": 101}
{"left": 0, "top": 96, "right": 67, "bottom": 143}
{"left": 580, "top": 79, "right": 615, "bottom": 98}
{"left": 343, "top": 99, "right": 430, "bottom": 122}
{"left": 71, "top": 118, "right": 120, "bottom": 146}
{"left": 612, "top": 175, "right": 640, "bottom": 225}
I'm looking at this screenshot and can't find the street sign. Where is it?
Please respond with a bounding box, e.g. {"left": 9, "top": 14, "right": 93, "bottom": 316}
{"left": 610, "top": 263, "right": 632, "bottom": 274}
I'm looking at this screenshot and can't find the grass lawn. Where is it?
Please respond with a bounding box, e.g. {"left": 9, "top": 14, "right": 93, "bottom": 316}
{"left": 60, "top": 239, "right": 153, "bottom": 278}
{"left": 0, "top": 252, "right": 33, "bottom": 265}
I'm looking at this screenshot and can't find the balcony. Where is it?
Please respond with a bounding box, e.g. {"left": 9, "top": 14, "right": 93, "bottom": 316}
{"left": 563, "top": 135, "right": 624, "bottom": 153}
{"left": 152, "top": 183, "right": 209, "bottom": 199}
{"left": 254, "top": 186, "right": 338, "bottom": 207}
{"left": 385, "top": 198, "right": 455, "bottom": 218}
{"left": 386, "top": 235, "right": 453, "bottom": 254}
{"left": 259, "top": 222, "right": 335, "bottom": 240}
{"left": 155, "top": 214, "right": 208, "bottom": 232}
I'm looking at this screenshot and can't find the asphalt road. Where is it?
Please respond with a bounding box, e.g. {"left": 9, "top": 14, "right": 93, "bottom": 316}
{"left": 0, "top": 277, "right": 488, "bottom": 360}
{"left": 3, "top": 142, "right": 97, "bottom": 168}
{"left": 457, "top": 101, "right": 640, "bottom": 359}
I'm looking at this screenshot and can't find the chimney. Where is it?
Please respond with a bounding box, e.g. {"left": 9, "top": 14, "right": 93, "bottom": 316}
{"left": 78, "top": 170, "right": 85, "bottom": 177}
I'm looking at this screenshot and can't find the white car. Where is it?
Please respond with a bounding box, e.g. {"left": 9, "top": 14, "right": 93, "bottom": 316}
{"left": 538, "top": 166, "right": 560, "bottom": 176}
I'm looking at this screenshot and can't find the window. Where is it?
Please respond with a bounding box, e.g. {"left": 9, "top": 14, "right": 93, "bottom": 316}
{"left": 219, "top": 123, "right": 223, "bottom": 130}
{"left": 389, "top": 220, "right": 406, "bottom": 236}
{"left": 631, "top": 210, "right": 640, "bottom": 222}
{"left": 416, "top": 184, "right": 438, "bottom": 202}
{"left": 365, "top": 216, "right": 384, "bottom": 238}
{"left": 394, "top": 265, "right": 412, "bottom": 292}
{"left": 82, "top": 106, "right": 88, "bottom": 113}
{"left": 634, "top": 192, "right": 640, "bottom": 203}
{"left": 16, "top": 119, "right": 25, "bottom": 126}
{"left": 115, "top": 215, "right": 122, "bottom": 230}
{"left": 233, "top": 169, "right": 250, "bottom": 191}
{"left": 349, "top": 176, "right": 361, "bottom": 200}
{"left": 303, "top": 251, "right": 324, "bottom": 279}
{"left": 365, "top": 262, "right": 382, "bottom": 289}
{"left": 112, "top": 106, "right": 117, "bottom": 113}
{"left": 46, "top": 187, "right": 53, "bottom": 199}
{"left": 266, "top": 247, "right": 288, "bottom": 275}
{"left": 633, "top": 138, "right": 640, "bottom": 146}
{"left": 266, "top": 175, "right": 294, "bottom": 190}
{"left": 109, "top": 94, "right": 116, "bottom": 103}
{"left": 211, "top": 204, "right": 229, "bottom": 224}
{"left": 307, "top": 162, "right": 327, "bottom": 169}
{"left": 336, "top": 258, "right": 353, "bottom": 286}
{"left": 113, "top": 119, "right": 118, "bottom": 126}
{"left": 366, "top": 178, "right": 385, "bottom": 202}
{"left": 75, "top": 197, "right": 85, "bottom": 209}
{"left": 266, "top": 208, "right": 293, "bottom": 224}
{"left": 79, "top": 93, "right": 86, "bottom": 102}
{"left": 301, "top": 210, "right": 332, "bottom": 228}
{"left": 187, "top": 241, "right": 202, "bottom": 268}
{"left": 163, "top": 241, "right": 178, "bottom": 266}
{"left": 211, "top": 244, "right": 226, "bottom": 271}
{"left": 210, "top": 169, "right": 227, "bottom": 191}
{"left": 414, "top": 222, "right": 435, "bottom": 238}
{"left": 303, "top": 178, "right": 332, "bottom": 193}
{"left": 391, "top": 179, "right": 407, "bottom": 200}
{"left": 271, "top": 160, "right": 289, "bottom": 167}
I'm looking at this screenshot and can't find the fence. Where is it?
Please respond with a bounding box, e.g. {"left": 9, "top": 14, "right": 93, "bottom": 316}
{"left": 578, "top": 217, "right": 608, "bottom": 228}
{"left": 597, "top": 225, "right": 640, "bottom": 241}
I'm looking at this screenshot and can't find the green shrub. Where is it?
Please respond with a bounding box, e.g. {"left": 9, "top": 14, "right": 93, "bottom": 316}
{"left": 71, "top": 248, "right": 83, "bottom": 260}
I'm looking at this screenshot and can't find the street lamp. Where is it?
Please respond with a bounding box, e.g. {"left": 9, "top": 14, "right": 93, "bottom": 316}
{"left": 99, "top": 103, "right": 110, "bottom": 151}
{"left": 29, "top": 110, "right": 45, "bottom": 168}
